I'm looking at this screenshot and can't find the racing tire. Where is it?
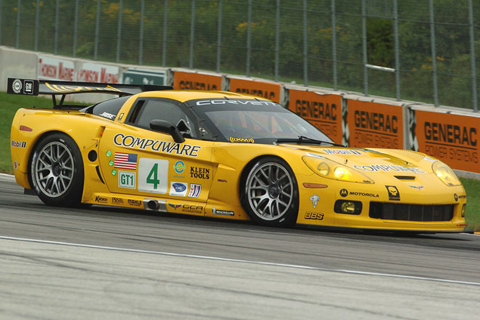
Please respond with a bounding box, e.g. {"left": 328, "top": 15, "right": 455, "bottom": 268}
{"left": 242, "top": 157, "right": 299, "bottom": 227}
{"left": 30, "top": 133, "right": 84, "bottom": 207}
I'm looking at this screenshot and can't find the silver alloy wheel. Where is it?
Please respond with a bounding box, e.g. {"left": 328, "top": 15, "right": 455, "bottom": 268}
{"left": 245, "top": 161, "right": 294, "bottom": 221}
{"left": 32, "top": 140, "right": 75, "bottom": 198}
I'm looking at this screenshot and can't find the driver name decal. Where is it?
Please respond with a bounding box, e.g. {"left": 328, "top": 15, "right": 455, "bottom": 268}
{"left": 113, "top": 133, "right": 201, "bottom": 157}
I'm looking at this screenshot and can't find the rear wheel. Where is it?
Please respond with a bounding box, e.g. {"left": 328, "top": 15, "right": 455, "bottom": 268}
{"left": 242, "top": 157, "right": 299, "bottom": 227}
{"left": 30, "top": 133, "right": 84, "bottom": 206}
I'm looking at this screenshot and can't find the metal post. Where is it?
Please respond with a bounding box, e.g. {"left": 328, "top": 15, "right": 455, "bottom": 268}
{"left": 246, "top": 0, "right": 252, "bottom": 77}
{"left": 34, "top": 0, "right": 40, "bottom": 51}
{"left": 216, "top": 0, "right": 222, "bottom": 73}
{"left": 16, "top": 0, "right": 20, "bottom": 48}
{"left": 393, "top": 0, "right": 400, "bottom": 100}
{"left": 189, "top": 0, "right": 195, "bottom": 69}
{"left": 303, "top": 0, "right": 308, "bottom": 86}
{"left": 274, "top": 0, "right": 280, "bottom": 82}
{"left": 116, "top": 0, "right": 123, "bottom": 63}
{"left": 94, "top": 0, "right": 100, "bottom": 60}
{"left": 429, "top": 0, "right": 438, "bottom": 107}
{"left": 331, "top": 0, "right": 337, "bottom": 90}
{"left": 54, "top": 0, "right": 59, "bottom": 54}
{"left": 362, "top": 0, "right": 368, "bottom": 96}
{"left": 468, "top": 0, "right": 478, "bottom": 112}
{"left": 162, "top": 0, "right": 168, "bottom": 67}
{"left": 139, "top": 0, "right": 144, "bottom": 65}
{"left": 73, "top": 0, "right": 79, "bottom": 57}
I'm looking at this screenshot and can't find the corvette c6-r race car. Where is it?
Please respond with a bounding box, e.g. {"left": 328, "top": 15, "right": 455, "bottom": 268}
{"left": 8, "top": 78, "right": 467, "bottom": 232}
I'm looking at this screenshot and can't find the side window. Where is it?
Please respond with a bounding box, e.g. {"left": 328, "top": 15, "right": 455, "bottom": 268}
{"left": 129, "top": 99, "right": 195, "bottom": 137}
{"left": 82, "top": 96, "right": 130, "bottom": 120}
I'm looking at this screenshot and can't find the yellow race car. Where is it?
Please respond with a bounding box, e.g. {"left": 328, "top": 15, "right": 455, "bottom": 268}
{"left": 9, "top": 78, "right": 467, "bottom": 232}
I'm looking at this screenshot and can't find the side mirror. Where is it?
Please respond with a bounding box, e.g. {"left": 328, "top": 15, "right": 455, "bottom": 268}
{"left": 150, "top": 119, "right": 185, "bottom": 143}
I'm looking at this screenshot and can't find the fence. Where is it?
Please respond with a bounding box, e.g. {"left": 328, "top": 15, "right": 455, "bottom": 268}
{"left": 0, "top": 0, "right": 479, "bottom": 111}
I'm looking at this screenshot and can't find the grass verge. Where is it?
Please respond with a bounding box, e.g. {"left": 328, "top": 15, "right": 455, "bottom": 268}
{"left": 0, "top": 91, "right": 479, "bottom": 231}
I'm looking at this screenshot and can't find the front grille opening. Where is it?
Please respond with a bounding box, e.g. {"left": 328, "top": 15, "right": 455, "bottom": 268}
{"left": 369, "top": 202, "right": 454, "bottom": 222}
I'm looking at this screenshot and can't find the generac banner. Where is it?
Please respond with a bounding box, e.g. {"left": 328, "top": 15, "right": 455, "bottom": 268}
{"left": 228, "top": 78, "right": 282, "bottom": 103}
{"left": 286, "top": 89, "right": 342, "bottom": 144}
{"left": 173, "top": 71, "right": 222, "bottom": 90}
{"left": 345, "top": 99, "right": 404, "bottom": 149}
{"left": 409, "top": 108, "right": 479, "bottom": 173}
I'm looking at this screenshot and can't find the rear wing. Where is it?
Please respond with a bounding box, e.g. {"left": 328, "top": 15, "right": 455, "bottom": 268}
{"left": 7, "top": 78, "right": 172, "bottom": 109}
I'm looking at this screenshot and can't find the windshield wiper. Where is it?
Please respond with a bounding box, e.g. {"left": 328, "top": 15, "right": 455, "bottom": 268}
{"left": 276, "top": 135, "right": 345, "bottom": 147}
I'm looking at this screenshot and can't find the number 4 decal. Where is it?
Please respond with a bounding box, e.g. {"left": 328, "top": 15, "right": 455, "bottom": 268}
{"left": 138, "top": 158, "right": 169, "bottom": 194}
{"left": 147, "top": 163, "right": 160, "bottom": 189}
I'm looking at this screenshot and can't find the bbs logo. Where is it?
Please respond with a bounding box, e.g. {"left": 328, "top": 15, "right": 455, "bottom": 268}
{"left": 305, "top": 212, "right": 324, "bottom": 220}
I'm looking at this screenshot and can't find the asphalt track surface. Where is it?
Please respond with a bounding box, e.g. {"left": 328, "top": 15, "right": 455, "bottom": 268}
{"left": 1, "top": 173, "right": 479, "bottom": 319}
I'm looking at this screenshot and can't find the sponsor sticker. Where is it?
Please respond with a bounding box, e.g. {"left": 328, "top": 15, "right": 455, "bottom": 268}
{"left": 229, "top": 137, "right": 254, "bottom": 143}
{"left": 127, "top": 199, "right": 142, "bottom": 207}
{"left": 212, "top": 208, "right": 234, "bottom": 216}
{"left": 113, "top": 133, "right": 201, "bottom": 157}
{"left": 340, "top": 189, "right": 378, "bottom": 198}
{"left": 190, "top": 167, "right": 210, "bottom": 179}
{"left": 324, "top": 149, "right": 362, "bottom": 155}
{"left": 11, "top": 141, "right": 26, "bottom": 148}
{"left": 386, "top": 185, "right": 400, "bottom": 201}
{"left": 182, "top": 204, "right": 204, "bottom": 214}
{"left": 305, "top": 212, "right": 324, "bottom": 220}
{"left": 138, "top": 158, "right": 169, "bottom": 194}
{"left": 169, "top": 182, "right": 188, "bottom": 197}
{"left": 119, "top": 171, "right": 136, "bottom": 189}
{"left": 188, "top": 184, "right": 201, "bottom": 198}
{"left": 174, "top": 160, "right": 185, "bottom": 174}
{"left": 310, "top": 194, "right": 320, "bottom": 208}
{"left": 168, "top": 203, "right": 182, "bottom": 210}
{"left": 112, "top": 197, "right": 124, "bottom": 205}
{"left": 353, "top": 164, "right": 425, "bottom": 174}
{"left": 95, "top": 196, "right": 108, "bottom": 204}
{"left": 114, "top": 152, "right": 138, "bottom": 170}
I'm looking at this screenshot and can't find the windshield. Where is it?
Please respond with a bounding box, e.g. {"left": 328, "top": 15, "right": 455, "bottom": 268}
{"left": 190, "top": 99, "right": 332, "bottom": 144}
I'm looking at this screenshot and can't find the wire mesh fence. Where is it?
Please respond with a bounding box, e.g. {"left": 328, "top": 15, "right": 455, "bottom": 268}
{"left": 0, "top": 0, "right": 478, "bottom": 111}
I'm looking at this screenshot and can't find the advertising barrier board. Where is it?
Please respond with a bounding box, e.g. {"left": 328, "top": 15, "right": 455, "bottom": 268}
{"left": 345, "top": 99, "right": 404, "bottom": 149}
{"left": 173, "top": 71, "right": 222, "bottom": 90}
{"left": 227, "top": 77, "right": 282, "bottom": 103}
{"left": 123, "top": 68, "right": 166, "bottom": 85}
{"left": 286, "top": 89, "right": 343, "bottom": 145}
{"left": 409, "top": 108, "right": 479, "bottom": 174}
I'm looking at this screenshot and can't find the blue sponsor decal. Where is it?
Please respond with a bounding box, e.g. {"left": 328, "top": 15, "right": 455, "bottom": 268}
{"left": 172, "top": 183, "right": 187, "bottom": 192}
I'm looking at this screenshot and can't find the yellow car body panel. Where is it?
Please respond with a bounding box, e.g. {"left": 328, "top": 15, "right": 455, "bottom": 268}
{"left": 9, "top": 86, "right": 467, "bottom": 233}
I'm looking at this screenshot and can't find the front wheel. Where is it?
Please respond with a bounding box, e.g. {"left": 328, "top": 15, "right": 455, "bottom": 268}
{"left": 242, "top": 157, "right": 299, "bottom": 227}
{"left": 30, "top": 133, "right": 84, "bottom": 207}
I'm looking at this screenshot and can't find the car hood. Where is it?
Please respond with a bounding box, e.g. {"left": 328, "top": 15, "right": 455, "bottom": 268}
{"left": 281, "top": 145, "right": 434, "bottom": 176}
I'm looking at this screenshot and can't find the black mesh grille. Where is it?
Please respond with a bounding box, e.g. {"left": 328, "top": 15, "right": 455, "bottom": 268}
{"left": 369, "top": 203, "right": 454, "bottom": 222}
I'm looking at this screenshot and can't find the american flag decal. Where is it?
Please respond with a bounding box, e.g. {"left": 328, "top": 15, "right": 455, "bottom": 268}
{"left": 114, "top": 152, "right": 138, "bottom": 170}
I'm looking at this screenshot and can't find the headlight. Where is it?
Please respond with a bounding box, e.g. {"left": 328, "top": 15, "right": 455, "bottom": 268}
{"left": 432, "top": 161, "right": 462, "bottom": 186}
{"left": 302, "top": 156, "right": 374, "bottom": 184}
